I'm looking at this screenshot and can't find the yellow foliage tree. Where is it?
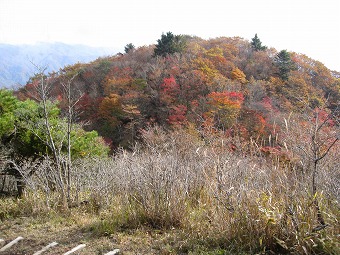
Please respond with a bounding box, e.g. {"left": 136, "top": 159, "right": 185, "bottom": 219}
{"left": 192, "top": 57, "right": 219, "bottom": 84}
{"left": 231, "top": 67, "right": 247, "bottom": 84}
{"left": 98, "top": 93, "right": 123, "bottom": 128}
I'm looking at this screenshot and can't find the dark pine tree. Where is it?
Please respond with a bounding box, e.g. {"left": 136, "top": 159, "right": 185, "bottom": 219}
{"left": 124, "top": 43, "right": 135, "bottom": 53}
{"left": 153, "top": 32, "right": 186, "bottom": 57}
{"left": 274, "top": 50, "right": 296, "bottom": 81}
{"left": 251, "top": 33, "right": 267, "bottom": 51}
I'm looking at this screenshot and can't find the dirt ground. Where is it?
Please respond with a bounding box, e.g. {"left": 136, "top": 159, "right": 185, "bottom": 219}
{"left": 0, "top": 215, "right": 176, "bottom": 255}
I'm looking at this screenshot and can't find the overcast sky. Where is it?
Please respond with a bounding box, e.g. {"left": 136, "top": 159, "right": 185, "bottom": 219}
{"left": 1, "top": 0, "right": 339, "bottom": 71}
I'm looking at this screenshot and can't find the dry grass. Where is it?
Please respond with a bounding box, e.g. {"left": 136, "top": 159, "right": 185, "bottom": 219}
{"left": 1, "top": 127, "right": 339, "bottom": 254}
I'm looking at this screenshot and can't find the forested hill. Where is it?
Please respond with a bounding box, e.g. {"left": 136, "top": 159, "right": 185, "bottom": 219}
{"left": 2, "top": 33, "right": 339, "bottom": 254}
{"left": 0, "top": 42, "right": 114, "bottom": 87}
{"left": 17, "top": 33, "right": 340, "bottom": 148}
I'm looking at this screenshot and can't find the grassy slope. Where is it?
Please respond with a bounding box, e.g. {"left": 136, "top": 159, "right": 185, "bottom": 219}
{"left": 1, "top": 128, "right": 339, "bottom": 254}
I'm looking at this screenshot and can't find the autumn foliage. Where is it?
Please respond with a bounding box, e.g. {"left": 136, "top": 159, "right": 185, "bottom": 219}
{"left": 16, "top": 35, "right": 339, "bottom": 150}
{"left": 3, "top": 33, "right": 339, "bottom": 255}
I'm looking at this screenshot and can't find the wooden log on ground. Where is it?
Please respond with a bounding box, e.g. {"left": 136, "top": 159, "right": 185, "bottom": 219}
{"left": 104, "top": 249, "right": 120, "bottom": 255}
{"left": 63, "top": 244, "right": 86, "bottom": 255}
{"left": 33, "top": 241, "right": 58, "bottom": 255}
{"left": 0, "top": 236, "right": 24, "bottom": 252}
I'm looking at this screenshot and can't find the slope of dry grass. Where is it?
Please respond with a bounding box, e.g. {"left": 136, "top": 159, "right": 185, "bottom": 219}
{"left": 1, "top": 128, "right": 339, "bottom": 254}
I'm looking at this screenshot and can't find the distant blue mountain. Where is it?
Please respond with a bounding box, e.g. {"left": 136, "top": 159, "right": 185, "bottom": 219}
{"left": 0, "top": 42, "right": 116, "bottom": 87}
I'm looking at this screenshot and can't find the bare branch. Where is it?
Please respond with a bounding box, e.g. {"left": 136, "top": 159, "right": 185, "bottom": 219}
{"left": 316, "top": 138, "right": 338, "bottom": 163}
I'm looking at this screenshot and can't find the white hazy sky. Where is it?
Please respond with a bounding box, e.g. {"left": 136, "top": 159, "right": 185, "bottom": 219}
{"left": 1, "top": 0, "right": 339, "bottom": 71}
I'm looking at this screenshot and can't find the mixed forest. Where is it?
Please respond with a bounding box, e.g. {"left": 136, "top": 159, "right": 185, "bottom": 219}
{"left": 0, "top": 33, "right": 339, "bottom": 254}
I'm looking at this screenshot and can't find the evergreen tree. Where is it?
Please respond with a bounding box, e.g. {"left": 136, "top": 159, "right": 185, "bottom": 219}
{"left": 274, "top": 50, "right": 296, "bottom": 81}
{"left": 124, "top": 43, "right": 135, "bottom": 53}
{"left": 251, "top": 33, "right": 267, "bottom": 51}
{"left": 154, "top": 32, "right": 186, "bottom": 57}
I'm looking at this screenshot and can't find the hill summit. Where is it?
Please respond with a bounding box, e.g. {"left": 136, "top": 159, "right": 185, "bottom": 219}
{"left": 16, "top": 34, "right": 339, "bottom": 148}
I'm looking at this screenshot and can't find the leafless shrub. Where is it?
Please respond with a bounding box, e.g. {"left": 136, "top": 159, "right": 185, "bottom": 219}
{"left": 8, "top": 124, "right": 338, "bottom": 253}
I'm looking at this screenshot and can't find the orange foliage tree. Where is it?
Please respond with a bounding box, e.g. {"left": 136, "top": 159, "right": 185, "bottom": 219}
{"left": 206, "top": 91, "right": 244, "bottom": 129}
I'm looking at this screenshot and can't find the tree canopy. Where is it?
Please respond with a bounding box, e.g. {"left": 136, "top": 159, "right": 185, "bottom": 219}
{"left": 251, "top": 33, "right": 267, "bottom": 51}
{"left": 0, "top": 89, "right": 109, "bottom": 159}
{"left": 274, "top": 49, "right": 296, "bottom": 81}
{"left": 124, "top": 43, "right": 135, "bottom": 53}
{"left": 13, "top": 35, "right": 338, "bottom": 150}
{"left": 153, "top": 32, "right": 186, "bottom": 57}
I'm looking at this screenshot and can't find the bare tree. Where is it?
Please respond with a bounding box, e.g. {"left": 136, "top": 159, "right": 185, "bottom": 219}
{"left": 309, "top": 107, "right": 338, "bottom": 229}
{"left": 60, "top": 73, "right": 82, "bottom": 205}
{"left": 22, "top": 66, "right": 81, "bottom": 208}
{"left": 282, "top": 105, "right": 339, "bottom": 230}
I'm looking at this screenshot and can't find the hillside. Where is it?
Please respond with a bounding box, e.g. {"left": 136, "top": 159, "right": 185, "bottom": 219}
{"left": 0, "top": 42, "right": 115, "bottom": 87}
{"left": 17, "top": 34, "right": 340, "bottom": 149}
{"left": 1, "top": 34, "right": 339, "bottom": 254}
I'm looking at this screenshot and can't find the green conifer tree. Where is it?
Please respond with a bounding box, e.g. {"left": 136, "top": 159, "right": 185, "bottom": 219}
{"left": 124, "top": 43, "right": 135, "bottom": 53}
{"left": 274, "top": 50, "right": 296, "bottom": 81}
{"left": 154, "top": 32, "right": 186, "bottom": 57}
{"left": 251, "top": 33, "right": 267, "bottom": 51}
